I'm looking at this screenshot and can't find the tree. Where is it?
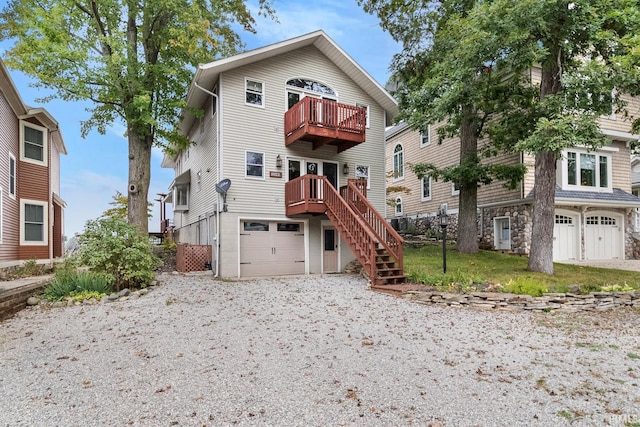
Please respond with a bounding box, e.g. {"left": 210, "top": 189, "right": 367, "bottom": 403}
{"left": 0, "top": 0, "right": 276, "bottom": 234}
{"left": 470, "top": 0, "right": 640, "bottom": 273}
{"left": 360, "top": 0, "right": 525, "bottom": 253}
{"left": 102, "top": 190, "right": 152, "bottom": 220}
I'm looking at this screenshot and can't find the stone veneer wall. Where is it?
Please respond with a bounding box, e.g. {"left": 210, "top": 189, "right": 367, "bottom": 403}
{"left": 404, "top": 290, "right": 640, "bottom": 312}
{"left": 479, "top": 204, "right": 532, "bottom": 254}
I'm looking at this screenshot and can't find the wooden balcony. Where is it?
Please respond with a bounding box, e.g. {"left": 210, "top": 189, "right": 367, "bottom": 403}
{"left": 284, "top": 98, "right": 366, "bottom": 152}
{"left": 285, "top": 175, "right": 328, "bottom": 216}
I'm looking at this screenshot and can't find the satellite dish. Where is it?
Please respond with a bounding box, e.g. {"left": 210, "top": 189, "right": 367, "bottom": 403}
{"left": 215, "top": 178, "right": 231, "bottom": 194}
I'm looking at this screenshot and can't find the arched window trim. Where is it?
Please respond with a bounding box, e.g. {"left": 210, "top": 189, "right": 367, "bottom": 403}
{"left": 393, "top": 144, "right": 404, "bottom": 182}
{"left": 285, "top": 78, "right": 336, "bottom": 96}
{"left": 395, "top": 196, "right": 403, "bottom": 216}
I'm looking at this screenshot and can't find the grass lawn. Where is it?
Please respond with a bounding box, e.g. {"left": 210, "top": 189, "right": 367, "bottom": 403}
{"left": 404, "top": 244, "right": 640, "bottom": 296}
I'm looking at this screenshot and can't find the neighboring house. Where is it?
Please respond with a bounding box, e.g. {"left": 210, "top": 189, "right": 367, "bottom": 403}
{"left": 162, "top": 30, "right": 404, "bottom": 284}
{"left": 0, "top": 58, "right": 67, "bottom": 266}
{"left": 386, "top": 97, "right": 640, "bottom": 262}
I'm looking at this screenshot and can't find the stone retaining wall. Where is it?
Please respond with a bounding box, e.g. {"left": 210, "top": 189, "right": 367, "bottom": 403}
{"left": 0, "top": 280, "right": 50, "bottom": 322}
{"left": 404, "top": 290, "right": 640, "bottom": 312}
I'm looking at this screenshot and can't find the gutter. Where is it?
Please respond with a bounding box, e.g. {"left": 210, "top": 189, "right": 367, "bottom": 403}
{"left": 193, "top": 79, "right": 221, "bottom": 278}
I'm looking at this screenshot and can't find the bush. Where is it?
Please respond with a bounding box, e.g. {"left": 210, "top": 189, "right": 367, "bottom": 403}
{"left": 502, "top": 277, "right": 548, "bottom": 297}
{"left": 78, "top": 217, "right": 161, "bottom": 291}
{"left": 44, "top": 270, "right": 113, "bottom": 301}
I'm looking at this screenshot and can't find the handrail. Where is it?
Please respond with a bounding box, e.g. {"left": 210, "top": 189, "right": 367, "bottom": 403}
{"left": 322, "top": 179, "right": 379, "bottom": 281}
{"left": 284, "top": 98, "right": 366, "bottom": 137}
{"left": 342, "top": 179, "right": 404, "bottom": 272}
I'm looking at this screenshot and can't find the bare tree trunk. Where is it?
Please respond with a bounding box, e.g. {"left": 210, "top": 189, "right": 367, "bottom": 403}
{"left": 527, "top": 56, "right": 562, "bottom": 274}
{"left": 127, "top": 129, "right": 152, "bottom": 235}
{"left": 527, "top": 151, "right": 556, "bottom": 273}
{"left": 457, "top": 108, "right": 479, "bottom": 253}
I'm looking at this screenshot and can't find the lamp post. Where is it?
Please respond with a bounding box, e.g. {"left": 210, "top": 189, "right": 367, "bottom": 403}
{"left": 439, "top": 207, "right": 448, "bottom": 274}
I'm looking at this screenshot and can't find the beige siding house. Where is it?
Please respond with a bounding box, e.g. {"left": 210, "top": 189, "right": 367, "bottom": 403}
{"left": 163, "top": 31, "right": 403, "bottom": 283}
{"left": 386, "top": 95, "right": 640, "bottom": 262}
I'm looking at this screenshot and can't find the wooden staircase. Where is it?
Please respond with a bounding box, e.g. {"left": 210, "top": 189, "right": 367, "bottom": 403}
{"left": 323, "top": 179, "right": 406, "bottom": 286}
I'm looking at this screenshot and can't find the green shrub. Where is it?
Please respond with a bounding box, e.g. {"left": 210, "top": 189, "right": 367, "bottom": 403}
{"left": 43, "top": 270, "right": 114, "bottom": 301}
{"left": 78, "top": 217, "right": 161, "bottom": 291}
{"left": 503, "top": 277, "right": 548, "bottom": 296}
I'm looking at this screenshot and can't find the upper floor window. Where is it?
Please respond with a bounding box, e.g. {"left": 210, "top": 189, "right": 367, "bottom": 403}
{"left": 564, "top": 149, "right": 611, "bottom": 191}
{"left": 9, "top": 153, "right": 16, "bottom": 198}
{"left": 286, "top": 78, "right": 335, "bottom": 96}
{"left": 174, "top": 184, "right": 189, "bottom": 211}
{"left": 452, "top": 181, "right": 460, "bottom": 196}
{"left": 356, "top": 103, "right": 370, "bottom": 129}
{"left": 245, "top": 78, "right": 264, "bottom": 107}
{"left": 20, "top": 121, "right": 47, "bottom": 166}
{"left": 355, "top": 164, "right": 370, "bottom": 189}
{"left": 393, "top": 144, "right": 404, "bottom": 181}
{"left": 421, "top": 125, "right": 431, "bottom": 147}
{"left": 421, "top": 176, "right": 432, "bottom": 201}
{"left": 246, "top": 151, "right": 264, "bottom": 179}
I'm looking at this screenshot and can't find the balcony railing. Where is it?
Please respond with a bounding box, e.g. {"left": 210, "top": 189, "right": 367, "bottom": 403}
{"left": 284, "top": 98, "right": 366, "bottom": 152}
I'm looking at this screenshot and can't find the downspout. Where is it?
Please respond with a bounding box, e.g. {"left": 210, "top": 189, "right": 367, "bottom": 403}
{"left": 193, "top": 80, "right": 221, "bottom": 277}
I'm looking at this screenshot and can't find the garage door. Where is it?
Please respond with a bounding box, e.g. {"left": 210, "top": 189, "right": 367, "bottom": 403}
{"left": 553, "top": 213, "right": 578, "bottom": 261}
{"left": 585, "top": 215, "right": 621, "bottom": 260}
{"left": 240, "top": 221, "right": 305, "bottom": 277}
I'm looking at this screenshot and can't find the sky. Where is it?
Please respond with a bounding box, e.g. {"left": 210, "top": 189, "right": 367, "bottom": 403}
{"left": 0, "top": 0, "right": 399, "bottom": 238}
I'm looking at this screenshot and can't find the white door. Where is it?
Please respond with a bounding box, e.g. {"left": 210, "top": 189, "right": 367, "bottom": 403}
{"left": 553, "top": 213, "right": 578, "bottom": 261}
{"left": 494, "top": 218, "right": 511, "bottom": 250}
{"left": 585, "top": 215, "right": 621, "bottom": 260}
{"left": 240, "top": 221, "right": 305, "bottom": 277}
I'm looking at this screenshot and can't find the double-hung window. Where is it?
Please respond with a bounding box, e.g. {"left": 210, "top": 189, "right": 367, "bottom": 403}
{"left": 421, "top": 176, "right": 432, "bottom": 201}
{"left": 174, "top": 184, "right": 189, "bottom": 211}
{"left": 245, "top": 78, "right": 264, "bottom": 107}
{"left": 355, "top": 165, "right": 370, "bottom": 189}
{"left": 246, "top": 151, "right": 264, "bottom": 179}
{"left": 9, "top": 153, "right": 16, "bottom": 197}
{"left": 20, "top": 200, "right": 47, "bottom": 245}
{"left": 393, "top": 144, "right": 404, "bottom": 181}
{"left": 20, "top": 121, "right": 47, "bottom": 166}
{"left": 420, "top": 125, "right": 431, "bottom": 147}
{"left": 564, "top": 149, "right": 611, "bottom": 191}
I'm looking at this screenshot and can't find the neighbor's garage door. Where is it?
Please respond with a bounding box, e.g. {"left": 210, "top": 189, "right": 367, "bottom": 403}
{"left": 585, "top": 214, "right": 621, "bottom": 260}
{"left": 240, "top": 221, "right": 305, "bottom": 277}
{"left": 553, "top": 212, "right": 579, "bottom": 261}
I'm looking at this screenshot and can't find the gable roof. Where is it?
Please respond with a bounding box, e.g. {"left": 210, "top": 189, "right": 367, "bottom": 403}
{"left": 180, "top": 30, "right": 398, "bottom": 133}
{"left": 0, "top": 58, "right": 67, "bottom": 155}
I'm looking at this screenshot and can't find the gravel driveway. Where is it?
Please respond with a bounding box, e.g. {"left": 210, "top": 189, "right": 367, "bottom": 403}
{"left": 1, "top": 273, "right": 639, "bottom": 426}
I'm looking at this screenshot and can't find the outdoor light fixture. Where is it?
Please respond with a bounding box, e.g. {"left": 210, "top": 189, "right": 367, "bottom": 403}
{"left": 343, "top": 163, "right": 349, "bottom": 175}
{"left": 439, "top": 205, "right": 448, "bottom": 274}
{"left": 276, "top": 155, "right": 282, "bottom": 168}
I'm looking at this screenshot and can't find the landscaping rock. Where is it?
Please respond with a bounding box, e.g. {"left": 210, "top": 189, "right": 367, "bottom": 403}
{"left": 26, "top": 297, "right": 39, "bottom": 306}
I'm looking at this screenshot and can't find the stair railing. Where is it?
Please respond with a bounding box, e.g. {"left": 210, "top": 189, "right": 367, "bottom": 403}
{"left": 341, "top": 179, "right": 404, "bottom": 272}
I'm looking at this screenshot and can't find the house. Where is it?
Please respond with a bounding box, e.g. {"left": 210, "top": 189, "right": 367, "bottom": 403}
{"left": 162, "top": 30, "right": 404, "bottom": 284}
{"left": 0, "top": 58, "right": 67, "bottom": 266}
{"left": 386, "top": 96, "right": 640, "bottom": 262}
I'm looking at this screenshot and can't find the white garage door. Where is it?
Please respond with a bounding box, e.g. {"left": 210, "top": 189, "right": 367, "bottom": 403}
{"left": 240, "top": 221, "right": 305, "bottom": 277}
{"left": 553, "top": 213, "right": 578, "bottom": 261}
{"left": 585, "top": 215, "right": 621, "bottom": 260}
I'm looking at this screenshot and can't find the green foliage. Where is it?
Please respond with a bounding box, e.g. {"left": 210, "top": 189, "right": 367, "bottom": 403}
{"left": 407, "top": 268, "right": 481, "bottom": 293}
{"left": 503, "top": 278, "right": 548, "bottom": 297}
{"left": 70, "top": 290, "right": 107, "bottom": 302}
{"left": 44, "top": 269, "right": 113, "bottom": 301}
{"left": 78, "top": 217, "right": 161, "bottom": 290}
{"left": 102, "top": 190, "right": 152, "bottom": 220}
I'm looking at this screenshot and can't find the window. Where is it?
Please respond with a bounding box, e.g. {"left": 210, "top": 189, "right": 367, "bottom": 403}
{"left": 20, "top": 121, "right": 47, "bottom": 166}
{"left": 355, "top": 165, "right": 370, "bottom": 189}
{"left": 393, "top": 144, "right": 404, "bottom": 181}
{"left": 175, "top": 184, "right": 189, "bottom": 211}
{"left": 246, "top": 151, "right": 264, "bottom": 179}
{"left": 277, "top": 223, "right": 301, "bottom": 232}
{"left": 421, "top": 176, "right": 432, "bottom": 201}
{"left": 245, "top": 78, "right": 264, "bottom": 107}
{"left": 564, "top": 150, "right": 611, "bottom": 190}
{"left": 244, "top": 221, "right": 269, "bottom": 231}
{"left": 421, "top": 125, "right": 431, "bottom": 147}
{"left": 356, "top": 103, "right": 370, "bottom": 128}
{"left": 9, "top": 153, "right": 16, "bottom": 197}
{"left": 452, "top": 181, "right": 460, "bottom": 196}
{"left": 395, "top": 197, "right": 403, "bottom": 216}
{"left": 286, "top": 78, "right": 335, "bottom": 96}
{"left": 20, "top": 200, "right": 47, "bottom": 245}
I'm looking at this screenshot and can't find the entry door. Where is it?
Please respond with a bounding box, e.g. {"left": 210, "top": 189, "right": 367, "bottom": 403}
{"left": 323, "top": 227, "right": 338, "bottom": 273}
{"left": 495, "top": 218, "right": 511, "bottom": 250}
{"left": 323, "top": 162, "right": 338, "bottom": 189}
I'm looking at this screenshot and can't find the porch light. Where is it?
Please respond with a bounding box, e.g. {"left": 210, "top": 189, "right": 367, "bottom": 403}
{"left": 343, "top": 163, "right": 349, "bottom": 175}
{"left": 276, "top": 155, "right": 282, "bottom": 168}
